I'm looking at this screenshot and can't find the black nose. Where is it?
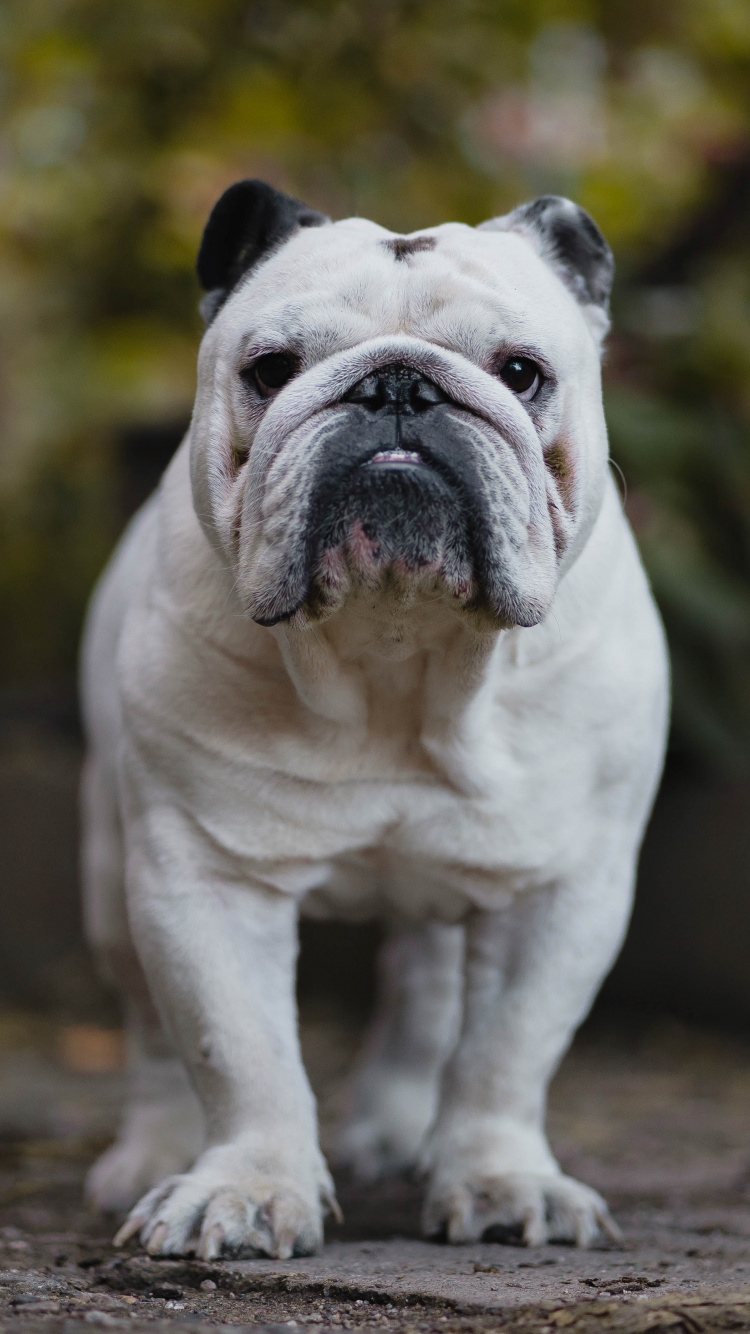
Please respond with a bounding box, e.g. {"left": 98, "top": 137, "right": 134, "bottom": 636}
{"left": 344, "top": 362, "right": 447, "bottom": 414}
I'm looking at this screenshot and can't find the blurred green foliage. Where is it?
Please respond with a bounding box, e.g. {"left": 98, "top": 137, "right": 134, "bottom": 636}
{"left": 2, "top": 0, "right": 750, "bottom": 769}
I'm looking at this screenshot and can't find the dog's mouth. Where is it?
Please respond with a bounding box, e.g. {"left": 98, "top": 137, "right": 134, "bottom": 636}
{"left": 363, "top": 447, "right": 426, "bottom": 469}
{"left": 307, "top": 422, "right": 477, "bottom": 609}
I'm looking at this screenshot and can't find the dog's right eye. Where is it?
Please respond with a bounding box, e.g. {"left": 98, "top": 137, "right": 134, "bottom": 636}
{"left": 246, "top": 353, "right": 299, "bottom": 397}
{"left": 498, "top": 356, "right": 542, "bottom": 401}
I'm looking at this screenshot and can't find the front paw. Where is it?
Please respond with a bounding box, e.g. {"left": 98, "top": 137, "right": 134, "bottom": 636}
{"left": 423, "top": 1168, "right": 618, "bottom": 1247}
{"left": 113, "top": 1142, "right": 338, "bottom": 1260}
{"left": 422, "top": 1117, "right": 619, "bottom": 1248}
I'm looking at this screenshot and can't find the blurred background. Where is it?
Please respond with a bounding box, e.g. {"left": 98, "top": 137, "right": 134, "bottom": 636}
{"left": 2, "top": 0, "right": 750, "bottom": 1046}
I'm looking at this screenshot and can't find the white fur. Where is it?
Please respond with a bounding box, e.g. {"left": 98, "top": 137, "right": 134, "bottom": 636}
{"left": 81, "top": 214, "right": 668, "bottom": 1259}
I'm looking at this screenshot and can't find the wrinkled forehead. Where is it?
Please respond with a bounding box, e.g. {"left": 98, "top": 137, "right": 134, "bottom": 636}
{"left": 213, "top": 217, "right": 593, "bottom": 367}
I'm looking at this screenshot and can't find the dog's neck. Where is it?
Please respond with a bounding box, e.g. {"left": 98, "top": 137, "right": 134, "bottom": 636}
{"left": 272, "top": 589, "right": 503, "bottom": 794}
{"left": 316, "top": 585, "right": 480, "bottom": 664}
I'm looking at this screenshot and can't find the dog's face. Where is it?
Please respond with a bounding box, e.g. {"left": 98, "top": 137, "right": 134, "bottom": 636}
{"left": 190, "top": 182, "right": 613, "bottom": 631}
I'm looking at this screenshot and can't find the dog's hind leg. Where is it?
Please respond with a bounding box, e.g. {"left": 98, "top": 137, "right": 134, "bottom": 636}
{"left": 335, "top": 921, "right": 464, "bottom": 1181}
{"left": 81, "top": 757, "right": 203, "bottom": 1213}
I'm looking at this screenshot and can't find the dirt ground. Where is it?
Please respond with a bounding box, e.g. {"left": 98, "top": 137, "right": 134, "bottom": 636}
{"left": 4, "top": 1007, "right": 750, "bottom": 1333}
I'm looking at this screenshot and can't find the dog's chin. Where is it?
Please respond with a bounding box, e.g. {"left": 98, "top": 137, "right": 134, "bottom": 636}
{"left": 303, "top": 450, "right": 479, "bottom": 619}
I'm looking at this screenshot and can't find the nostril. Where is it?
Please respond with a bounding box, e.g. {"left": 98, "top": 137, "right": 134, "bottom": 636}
{"left": 409, "top": 379, "right": 444, "bottom": 412}
{"left": 345, "top": 374, "right": 386, "bottom": 411}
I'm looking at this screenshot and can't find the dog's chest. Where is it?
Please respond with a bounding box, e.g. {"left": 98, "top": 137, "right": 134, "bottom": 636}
{"left": 228, "top": 746, "right": 591, "bottom": 923}
{"left": 151, "top": 644, "right": 604, "bottom": 916}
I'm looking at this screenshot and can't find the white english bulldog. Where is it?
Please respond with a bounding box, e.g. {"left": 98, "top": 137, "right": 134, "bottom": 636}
{"left": 80, "top": 181, "right": 668, "bottom": 1261}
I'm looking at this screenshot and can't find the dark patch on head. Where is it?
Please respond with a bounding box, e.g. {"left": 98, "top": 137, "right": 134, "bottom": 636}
{"left": 545, "top": 439, "right": 575, "bottom": 511}
{"left": 480, "top": 196, "right": 613, "bottom": 312}
{"left": 230, "top": 442, "right": 250, "bottom": 477}
{"left": 384, "top": 235, "right": 436, "bottom": 261}
{"left": 197, "top": 179, "right": 328, "bottom": 321}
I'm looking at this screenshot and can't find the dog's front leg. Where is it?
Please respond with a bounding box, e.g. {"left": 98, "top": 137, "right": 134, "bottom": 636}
{"left": 114, "top": 805, "right": 334, "bottom": 1261}
{"left": 422, "top": 871, "right": 631, "bottom": 1248}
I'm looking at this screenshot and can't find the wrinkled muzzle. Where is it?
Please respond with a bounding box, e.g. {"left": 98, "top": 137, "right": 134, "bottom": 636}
{"left": 195, "top": 338, "right": 568, "bottom": 630}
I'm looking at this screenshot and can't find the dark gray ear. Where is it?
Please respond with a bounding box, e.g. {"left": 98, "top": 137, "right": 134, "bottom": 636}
{"left": 479, "top": 195, "right": 614, "bottom": 314}
{"left": 197, "top": 179, "right": 329, "bottom": 320}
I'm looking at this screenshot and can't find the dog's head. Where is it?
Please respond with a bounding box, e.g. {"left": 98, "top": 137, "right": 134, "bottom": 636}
{"left": 190, "top": 180, "right": 613, "bottom": 631}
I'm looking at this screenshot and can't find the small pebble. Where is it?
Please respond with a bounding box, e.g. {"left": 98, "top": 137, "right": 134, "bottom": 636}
{"left": 200, "top": 1279, "right": 217, "bottom": 1291}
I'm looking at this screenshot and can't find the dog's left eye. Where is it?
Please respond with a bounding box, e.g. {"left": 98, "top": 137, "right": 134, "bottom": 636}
{"left": 498, "top": 356, "right": 541, "bottom": 401}
{"left": 247, "top": 353, "right": 299, "bottom": 396}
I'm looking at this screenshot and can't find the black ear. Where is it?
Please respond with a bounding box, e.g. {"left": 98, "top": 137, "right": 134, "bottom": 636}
{"left": 197, "top": 179, "right": 329, "bottom": 318}
{"left": 479, "top": 195, "right": 614, "bottom": 313}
